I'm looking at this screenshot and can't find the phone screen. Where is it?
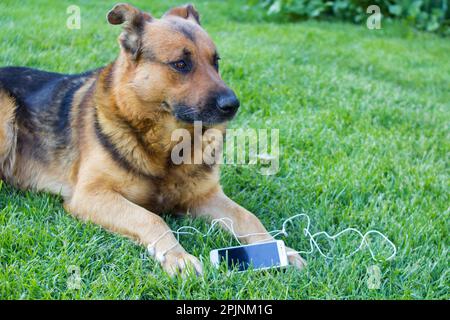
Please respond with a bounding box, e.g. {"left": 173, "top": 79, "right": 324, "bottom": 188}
{"left": 217, "top": 241, "right": 281, "bottom": 271}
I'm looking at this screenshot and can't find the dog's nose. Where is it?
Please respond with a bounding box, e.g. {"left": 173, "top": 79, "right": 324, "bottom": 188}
{"left": 217, "top": 91, "right": 240, "bottom": 113}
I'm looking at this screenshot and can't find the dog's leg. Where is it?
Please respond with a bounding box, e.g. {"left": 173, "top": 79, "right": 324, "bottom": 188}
{"left": 0, "top": 90, "right": 17, "bottom": 177}
{"left": 192, "top": 189, "right": 306, "bottom": 269}
{"left": 65, "top": 188, "right": 203, "bottom": 276}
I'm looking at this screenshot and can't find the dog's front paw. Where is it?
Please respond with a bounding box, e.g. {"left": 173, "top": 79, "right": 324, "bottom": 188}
{"left": 286, "top": 247, "right": 306, "bottom": 270}
{"left": 160, "top": 250, "right": 203, "bottom": 277}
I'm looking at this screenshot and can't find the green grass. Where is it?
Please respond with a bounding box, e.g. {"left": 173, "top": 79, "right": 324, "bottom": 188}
{"left": 0, "top": 0, "right": 449, "bottom": 299}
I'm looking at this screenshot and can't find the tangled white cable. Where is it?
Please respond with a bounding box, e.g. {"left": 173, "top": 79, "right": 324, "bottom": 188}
{"left": 147, "top": 213, "right": 397, "bottom": 263}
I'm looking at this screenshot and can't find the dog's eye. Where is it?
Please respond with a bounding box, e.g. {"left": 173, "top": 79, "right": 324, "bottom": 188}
{"left": 170, "top": 60, "right": 190, "bottom": 73}
{"left": 213, "top": 56, "right": 220, "bottom": 71}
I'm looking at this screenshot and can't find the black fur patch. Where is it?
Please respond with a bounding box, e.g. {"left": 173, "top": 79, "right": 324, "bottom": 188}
{"left": 55, "top": 79, "right": 86, "bottom": 146}
{"left": 0, "top": 66, "right": 98, "bottom": 161}
{"left": 93, "top": 109, "right": 151, "bottom": 177}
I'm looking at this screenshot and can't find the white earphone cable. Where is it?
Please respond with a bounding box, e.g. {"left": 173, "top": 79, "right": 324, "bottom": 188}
{"left": 147, "top": 212, "right": 397, "bottom": 263}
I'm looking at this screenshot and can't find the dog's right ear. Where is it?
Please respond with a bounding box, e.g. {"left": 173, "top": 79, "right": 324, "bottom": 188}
{"left": 107, "top": 3, "right": 152, "bottom": 58}
{"left": 163, "top": 4, "right": 200, "bottom": 25}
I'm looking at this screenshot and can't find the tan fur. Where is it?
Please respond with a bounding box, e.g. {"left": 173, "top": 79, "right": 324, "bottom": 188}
{"left": 0, "top": 91, "right": 17, "bottom": 179}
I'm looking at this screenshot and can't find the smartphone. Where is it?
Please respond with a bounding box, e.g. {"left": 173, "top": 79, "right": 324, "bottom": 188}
{"left": 210, "top": 240, "right": 289, "bottom": 271}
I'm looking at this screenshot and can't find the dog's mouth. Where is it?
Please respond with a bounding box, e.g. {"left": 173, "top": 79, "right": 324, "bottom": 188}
{"left": 170, "top": 103, "right": 238, "bottom": 125}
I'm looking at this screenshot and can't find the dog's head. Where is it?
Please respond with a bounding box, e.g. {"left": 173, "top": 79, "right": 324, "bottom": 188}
{"left": 107, "top": 3, "right": 239, "bottom": 125}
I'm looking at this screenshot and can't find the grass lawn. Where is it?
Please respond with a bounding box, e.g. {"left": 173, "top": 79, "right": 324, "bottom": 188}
{"left": 0, "top": 0, "right": 449, "bottom": 299}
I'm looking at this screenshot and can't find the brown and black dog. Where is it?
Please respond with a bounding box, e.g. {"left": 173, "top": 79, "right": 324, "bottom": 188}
{"left": 0, "top": 3, "right": 305, "bottom": 276}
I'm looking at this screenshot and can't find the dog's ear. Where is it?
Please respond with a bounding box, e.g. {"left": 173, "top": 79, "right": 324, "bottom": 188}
{"left": 163, "top": 3, "right": 200, "bottom": 25}
{"left": 107, "top": 3, "right": 152, "bottom": 58}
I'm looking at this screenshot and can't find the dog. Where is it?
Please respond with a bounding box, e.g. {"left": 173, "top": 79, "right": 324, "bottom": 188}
{"left": 0, "top": 3, "right": 305, "bottom": 276}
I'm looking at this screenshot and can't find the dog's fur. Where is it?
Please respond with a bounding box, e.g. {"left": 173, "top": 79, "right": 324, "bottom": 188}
{"left": 0, "top": 3, "right": 304, "bottom": 275}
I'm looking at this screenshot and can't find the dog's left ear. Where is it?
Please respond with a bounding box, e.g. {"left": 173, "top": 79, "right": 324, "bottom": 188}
{"left": 163, "top": 3, "right": 200, "bottom": 25}
{"left": 107, "top": 3, "right": 152, "bottom": 58}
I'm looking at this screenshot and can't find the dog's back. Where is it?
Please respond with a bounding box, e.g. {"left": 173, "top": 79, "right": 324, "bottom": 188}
{"left": 0, "top": 67, "right": 99, "bottom": 194}
{"left": 0, "top": 67, "right": 64, "bottom": 99}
